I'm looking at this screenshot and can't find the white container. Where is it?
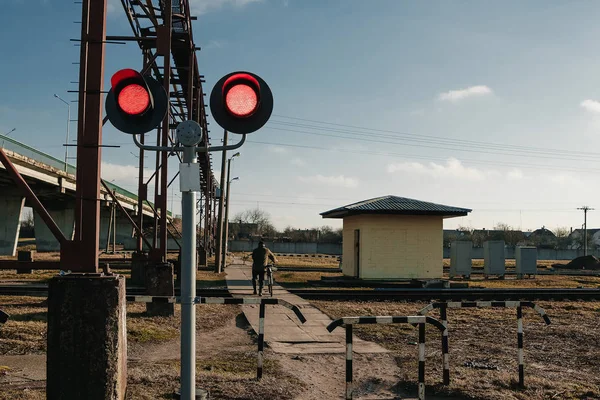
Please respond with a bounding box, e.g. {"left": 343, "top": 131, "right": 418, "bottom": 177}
{"left": 516, "top": 246, "right": 537, "bottom": 278}
{"left": 450, "top": 241, "right": 472, "bottom": 278}
{"left": 484, "top": 240, "right": 505, "bottom": 276}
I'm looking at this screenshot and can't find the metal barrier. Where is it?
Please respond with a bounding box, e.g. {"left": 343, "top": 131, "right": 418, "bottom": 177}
{"left": 418, "top": 301, "right": 551, "bottom": 387}
{"left": 0, "top": 309, "right": 9, "bottom": 325}
{"left": 327, "top": 316, "right": 446, "bottom": 400}
{"left": 125, "top": 296, "right": 306, "bottom": 379}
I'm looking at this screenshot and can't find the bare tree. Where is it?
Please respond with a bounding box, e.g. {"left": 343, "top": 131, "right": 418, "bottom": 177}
{"left": 233, "top": 207, "right": 275, "bottom": 237}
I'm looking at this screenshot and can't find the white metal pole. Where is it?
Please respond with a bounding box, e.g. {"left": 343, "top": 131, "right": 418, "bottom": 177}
{"left": 180, "top": 145, "right": 197, "bottom": 399}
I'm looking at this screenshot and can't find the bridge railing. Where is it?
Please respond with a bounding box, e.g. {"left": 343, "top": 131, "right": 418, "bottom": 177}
{"left": 0, "top": 133, "right": 170, "bottom": 215}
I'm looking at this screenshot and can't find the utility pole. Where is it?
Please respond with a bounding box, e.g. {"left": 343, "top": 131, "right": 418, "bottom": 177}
{"left": 215, "top": 130, "right": 228, "bottom": 273}
{"left": 577, "top": 206, "right": 594, "bottom": 256}
{"left": 222, "top": 152, "right": 239, "bottom": 268}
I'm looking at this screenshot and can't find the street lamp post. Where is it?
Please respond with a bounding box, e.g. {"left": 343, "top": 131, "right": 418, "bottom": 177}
{"left": 222, "top": 152, "right": 240, "bottom": 268}
{"left": 1, "top": 128, "right": 16, "bottom": 148}
{"left": 53, "top": 94, "right": 70, "bottom": 172}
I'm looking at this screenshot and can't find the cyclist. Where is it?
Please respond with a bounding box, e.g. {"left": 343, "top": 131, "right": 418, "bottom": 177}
{"left": 251, "top": 240, "right": 277, "bottom": 296}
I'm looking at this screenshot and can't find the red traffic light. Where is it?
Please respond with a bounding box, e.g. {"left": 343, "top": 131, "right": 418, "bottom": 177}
{"left": 210, "top": 71, "right": 273, "bottom": 134}
{"left": 105, "top": 69, "right": 167, "bottom": 135}
{"left": 223, "top": 73, "right": 260, "bottom": 117}
{"left": 118, "top": 84, "right": 150, "bottom": 115}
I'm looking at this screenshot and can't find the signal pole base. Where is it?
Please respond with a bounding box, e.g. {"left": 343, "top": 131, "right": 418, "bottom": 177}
{"left": 47, "top": 273, "right": 127, "bottom": 400}
{"left": 174, "top": 388, "right": 209, "bottom": 399}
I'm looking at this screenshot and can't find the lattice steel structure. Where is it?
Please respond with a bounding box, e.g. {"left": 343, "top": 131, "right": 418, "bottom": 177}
{"left": 112, "top": 0, "right": 217, "bottom": 263}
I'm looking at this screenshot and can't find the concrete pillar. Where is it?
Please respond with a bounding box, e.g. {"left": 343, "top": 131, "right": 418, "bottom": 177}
{"left": 0, "top": 190, "right": 25, "bottom": 256}
{"left": 47, "top": 274, "right": 127, "bottom": 400}
{"left": 145, "top": 262, "right": 174, "bottom": 316}
{"left": 115, "top": 211, "right": 136, "bottom": 250}
{"left": 34, "top": 202, "right": 75, "bottom": 252}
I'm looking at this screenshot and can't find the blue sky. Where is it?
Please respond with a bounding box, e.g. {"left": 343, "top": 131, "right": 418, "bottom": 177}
{"left": 3, "top": 0, "right": 600, "bottom": 232}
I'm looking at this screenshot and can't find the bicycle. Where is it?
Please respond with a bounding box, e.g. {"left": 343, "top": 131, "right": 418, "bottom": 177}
{"left": 265, "top": 263, "right": 277, "bottom": 297}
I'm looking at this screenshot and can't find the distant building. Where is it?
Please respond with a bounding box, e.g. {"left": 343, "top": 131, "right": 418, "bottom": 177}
{"left": 527, "top": 226, "right": 557, "bottom": 248}
{"left": 321, "top": 195, "right": 471, "bottom": 280}
{"left": 568, "top": 228, "right": 600, "bottom": 249}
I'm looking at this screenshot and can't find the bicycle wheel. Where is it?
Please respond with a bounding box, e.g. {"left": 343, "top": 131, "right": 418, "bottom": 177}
{"left": 268, "top": 272, "right": 274, "bottom": 297}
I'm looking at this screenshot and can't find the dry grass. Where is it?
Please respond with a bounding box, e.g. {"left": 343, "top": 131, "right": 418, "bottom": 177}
{"left": 443, "top": 259, "right": 566, "bottom": 268}
{"left": 126, "top": 353, "right": 303, "bottom": 400}
{"left": 0, "top": 301, "right": 303, "bottom": 400}
{"left": 196, "top": 268, "right": 227, "bottom": 288}
{"left": 273, "top": 271, "right": 343, "bottom": 289}
{"left": 313, "top": 300, "right": 600, "bottom": 400}
{"left": 0, "top": 296, "right": 240, "bottom": 354}
{"left": 232, "top": 252, "right": 340, "bottom": 269}
{"left": 459, "top": 274, "right": 600, "bottom": 288}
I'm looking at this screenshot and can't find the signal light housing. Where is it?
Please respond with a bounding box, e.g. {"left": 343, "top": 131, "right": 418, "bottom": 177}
{"left": 105, "top": 69, "right": 168, "bottom": 135}
{"left": 210, "top": 71, "right": 273, "bottom": 134}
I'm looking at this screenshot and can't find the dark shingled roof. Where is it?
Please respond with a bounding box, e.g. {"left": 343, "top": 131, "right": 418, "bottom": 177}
{"left": 320, "top": 195, "right": 471, "bottom": 218}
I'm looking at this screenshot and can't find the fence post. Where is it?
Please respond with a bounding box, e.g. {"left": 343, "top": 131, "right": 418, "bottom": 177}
{"left": 418, "top": 323, "right": 426, "bottom": 400}
{"left": 346, "top": 324, "right": 353, "bottom": 400}
{"left": 517, "top": 306, "right": 524, "bottom": 387}
{"left": 257, "top": 301, "right": 266, "bottom": 380}
{"left": 440, "top": 305, "right": 449, "bottom": 385}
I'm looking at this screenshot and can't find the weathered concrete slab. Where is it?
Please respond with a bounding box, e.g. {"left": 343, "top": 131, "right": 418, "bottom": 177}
{"left": 225, "top": 262, "right": 387, "bottom": 355}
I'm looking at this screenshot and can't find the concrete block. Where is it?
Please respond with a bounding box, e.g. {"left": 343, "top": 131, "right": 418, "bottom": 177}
{"left": 130, "top": 252, "right": 148, "bottom": 286}
{"left": 145, "top": 262, "right": 174, "bottom": 316}
{"left": 47, "top": 274, "right": 127, "bottom": 400}
{"left": 198, "top": 246, "right": 207, "bottom": 267}
{"left": 483, "top": 240, "right": 505, "bottom": 276}
{"left": 17, "top": 250, "right": 34, "bottom": 274}
{"left": 516, "top": 246, "right": 537, "bottom": 278}
{"left": 0, "top": 190, "right": 24, "bottom": 256}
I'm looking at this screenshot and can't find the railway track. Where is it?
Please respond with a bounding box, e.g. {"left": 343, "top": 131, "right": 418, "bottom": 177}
{"left": 288, "top": 288, "right": 600, "bottom": 301}
{"left": 1, "top": 284, "right": 599, "bottom": 302}
{"left": 0, "top": 284, "right": 230, "bottom": 298}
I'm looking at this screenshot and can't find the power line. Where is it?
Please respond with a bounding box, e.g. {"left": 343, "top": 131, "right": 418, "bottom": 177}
{"left": 264, "top": 124, "right": 600, "bottom": 163}
{"left": 245, "top": 140, "right": 600, "bottom": 174}
{"left": 271, "top": 114, "right": 600, "bottom": 158}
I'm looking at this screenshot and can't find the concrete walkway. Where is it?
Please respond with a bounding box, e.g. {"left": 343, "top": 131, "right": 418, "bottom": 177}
{"left": 225, "top": 260, "right": 387, "bottom": 354}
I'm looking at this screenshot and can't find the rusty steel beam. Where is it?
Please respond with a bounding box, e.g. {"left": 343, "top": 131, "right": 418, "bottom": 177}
{"left": 69, "top": 0, "right": 108, "bottom": 272}
{"left": 0, "top": 149, "right": 68, "bottom": 245}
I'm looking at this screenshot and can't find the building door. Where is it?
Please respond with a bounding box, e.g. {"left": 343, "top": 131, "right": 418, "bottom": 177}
{"left": 354, "top": 229, "right": 360, "bottom": 278}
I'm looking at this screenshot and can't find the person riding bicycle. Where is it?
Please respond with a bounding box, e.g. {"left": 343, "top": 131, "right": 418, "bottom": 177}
{"left": 251, "top": 240, "right": 277, "bottom": 296}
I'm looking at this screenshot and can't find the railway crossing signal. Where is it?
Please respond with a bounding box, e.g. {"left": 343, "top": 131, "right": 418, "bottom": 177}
{"left": 105, "top": 68, "right": 168, "bottom": 135}
{"left": 209, "top": 71, "right": 273, "bottom": 134}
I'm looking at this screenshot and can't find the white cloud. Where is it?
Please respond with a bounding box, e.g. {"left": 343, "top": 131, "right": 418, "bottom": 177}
{"left": 267, "top": 145, "right": 288, "bottom": 154}
{"left": 387, "top": 158, "right": 488, "bottom": 181}
{"left": 101, "top": 162, "right": 153, "bottom": 184}
{"left": 290, "top": 157, "right": 306, "bottom": 167}
{"left": 580, "top": 99, "right": 600, "bottom": 113}
{"left": 190, "top": 0, "right": 262, "bottom": 15}
{"left": 507, "top": 168, "right": 525, "bottom": 180}
{"left": 437, "top": 85, "right": 493, "bottom": 102}
{"left": 298, "top": 174, "right": 359, "bottom": 188}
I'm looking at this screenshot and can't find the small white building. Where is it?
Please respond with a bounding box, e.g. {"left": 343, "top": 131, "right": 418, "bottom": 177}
{"left": 321, "top": 195, "right": 471, "bottom": 280}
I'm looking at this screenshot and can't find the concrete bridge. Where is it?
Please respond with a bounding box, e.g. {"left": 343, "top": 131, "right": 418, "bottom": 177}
{"left": 0, "top": 134, "right": 169, "bottom": 255}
